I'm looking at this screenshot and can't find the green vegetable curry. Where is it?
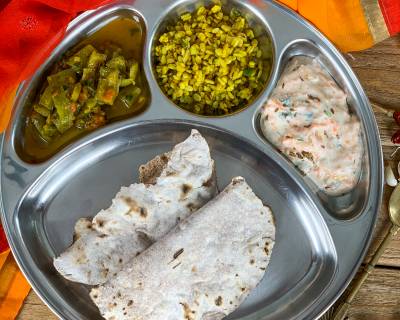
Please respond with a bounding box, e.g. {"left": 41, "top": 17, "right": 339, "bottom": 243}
{"left": 32, "top": 43, "right": 142, "bottom": 140}
{"left": 22, "top": 17, "right": 148, "bottom": 162}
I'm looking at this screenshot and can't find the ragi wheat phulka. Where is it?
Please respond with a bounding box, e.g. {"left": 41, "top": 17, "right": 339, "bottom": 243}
{"left": 91, "top": 177, "right": 275, "bottom": 320}
{"left": 53, "top": 130, "right": 217, "bottom": 285}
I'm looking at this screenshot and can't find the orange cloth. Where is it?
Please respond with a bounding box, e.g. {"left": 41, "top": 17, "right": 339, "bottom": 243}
{"left": 0, "top": 2, "right": 115, "bottom": 319}
{"left": 0, "top": 1, "right": 398, "bottom": 319}
{"left": 0, "top": 250, "right": 31, "bottom": 320}
{"left": 279, "top": 0, "right": 374, "bottom": 51}
{"left": 0, "top": 90, "right": 16, "bottom": 133}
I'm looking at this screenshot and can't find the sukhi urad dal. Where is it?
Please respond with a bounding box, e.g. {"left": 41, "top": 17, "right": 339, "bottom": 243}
{"left": 154, "top": 4, "right": 272, "bottom": 116}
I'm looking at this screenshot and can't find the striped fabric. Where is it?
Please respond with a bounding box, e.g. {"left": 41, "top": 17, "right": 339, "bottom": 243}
{"left": 280, "top": 0, "right": 399, "bottom": 51}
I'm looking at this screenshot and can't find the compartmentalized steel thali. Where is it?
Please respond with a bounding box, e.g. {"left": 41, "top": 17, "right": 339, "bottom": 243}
{"left": 0, "top": 1, "right": 383, "bottom": 320}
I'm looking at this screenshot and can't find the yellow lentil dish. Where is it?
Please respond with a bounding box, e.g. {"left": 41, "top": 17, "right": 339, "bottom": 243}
{"left": 154, "top": 4, "right": 272, "bottom": 116}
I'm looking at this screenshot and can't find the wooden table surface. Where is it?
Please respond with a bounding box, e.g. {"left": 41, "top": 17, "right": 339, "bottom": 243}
{"left": 16, "top": 35, "right": 400, "bottom": 320}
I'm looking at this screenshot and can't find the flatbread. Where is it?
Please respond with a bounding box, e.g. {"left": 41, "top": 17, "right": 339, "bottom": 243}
{"left": 54, "top": 130, "right": 217, "bottom": 285}
{"left": 91, "top": 177, "right": 275, "bottom": 320}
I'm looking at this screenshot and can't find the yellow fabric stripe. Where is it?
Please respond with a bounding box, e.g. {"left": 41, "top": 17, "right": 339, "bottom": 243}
{"left": 278, "top": 0, "right": 375, "bottom": 52}
{"left": 360, "top": 0, "right": 390, "bottom": 43}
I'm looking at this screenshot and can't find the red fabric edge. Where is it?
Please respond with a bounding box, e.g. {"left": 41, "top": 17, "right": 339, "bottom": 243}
{"left": 0, "top": 224, "right": 9, "bottom": 253}
{"left": 378, "top": 0, "right": 400, "bottom": 35}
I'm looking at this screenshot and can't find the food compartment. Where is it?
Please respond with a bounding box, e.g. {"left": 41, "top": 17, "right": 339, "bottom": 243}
{"left": 255, "top": 40, "right": 371, "bottom": 220}
{"left": 150, "top": 0, "right": 274, "bottom": 117}
{"left": 13, "top": 7, "right": 150, "bottom": 163}
{"left": 13, "top": 121, "right": 336, "bottom": 320}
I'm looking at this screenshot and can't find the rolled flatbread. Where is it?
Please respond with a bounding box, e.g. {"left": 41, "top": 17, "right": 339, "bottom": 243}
{"left": 54, "top": 130, "right": 217, "bottom": 285}
{"left": 91, "top": 177, "right": 275, "bottom": 320}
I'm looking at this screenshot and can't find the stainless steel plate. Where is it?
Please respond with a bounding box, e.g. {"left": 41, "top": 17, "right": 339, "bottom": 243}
{"left": 0, "top": 1, "right": 383, "bottom": 320}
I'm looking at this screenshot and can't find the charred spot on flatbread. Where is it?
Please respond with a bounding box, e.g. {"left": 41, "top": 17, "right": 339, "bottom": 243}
{"left": 139, "top": 207, "right": 147, "bottom": 218}
{"left": 181, "top": 184, "right": 192, "bottom": 196}
{"left": 137, "top": 231, "right": 153, "bottom": 247}
{"left": 121, "top": 196, "right": 147, "bottom": 218}
{"left": 173, "top": 248, "right": 184, "bottom": 259}
{"left": 102, "top": 268, "right": 109, "bottom": 278}
{"left": 96, "top": 220, "right": 105, "bottom": 228}
{"left": 122, "top": 196, "right": 138, "bottom": 211}
{"left": 202, "top": 177, "right": 214, "bottom": 187}
{"left": 215, "top": 296, "right": 223, "bottom": 306}
{"left": 186, "top": 203, "right": 196, "bottom": 212}
{"left": 264, "top": 241, "right": 270, "bottom": 255}
{"left": 180, "top": 302, "right": 195, "bottom": 320}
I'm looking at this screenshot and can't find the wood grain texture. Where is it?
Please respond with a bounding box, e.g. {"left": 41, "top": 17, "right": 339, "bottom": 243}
{"left": 345, "top": 268, "right": 400, "bottom": 320}
{"left": 16, "top": 35, "right": 400, "bottom": 320}
{"left": 16, "top": 267, "right": 400, "bottom": 320}
{"left": 346, "top": 35, "right": 400, "bottom": 269}
{"left": 17, "top": 291, "right": 57, "bottom": 320}
{"left": 346, "top": 35, "right": 400, "bottom": 109}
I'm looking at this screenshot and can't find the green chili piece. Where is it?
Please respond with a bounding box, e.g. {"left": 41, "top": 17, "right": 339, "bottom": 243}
{"left": 47, "top": 68, "right": 76, "bottom": 87}
{"left": 52, "top": 89, "right": 75, "bottom": 133}
{"left": 107, "top": 55, "right": 126, "bottom": 71}
{"left": 99, "top": 66, "right": 111, "bottom": 78}
{"left": 95, "top": 69, "right": 120, "bottom": 105}
{"left": 66, "top": 44, "right": 95, "bottom": 70}
{"left": 118, "top": 85, "right": 141, "bottom": 108}
{"left": 39, "top": 85, "right": 54, "bottom": 110}
{"left": 71, "top": 83, "right": 82, "bottom": 102}
{"left": 31, "top": 112, "right": 57, "bottom": 142}
{"left": 87, "top": 50, "right": 107, "bottom": 69}
{"left": 81, "top": 68, "right": 95, "bottom": 82}
{"left": 42, "top": 123, "right": 58, "bottom": 138}
{"left": 120, "top": 79, "right": 133, "bottom": 87}
{"left": 82, "top": 98, "right": 98, "bottom": 115}
{"left": 243, "top": 68, "right": 255, "bottom": 77}
{"left": 33, "top": 104, "right": 50, "bottom": 117}
{"left": 129, "top": 61, "right": 139, "bottom": 81}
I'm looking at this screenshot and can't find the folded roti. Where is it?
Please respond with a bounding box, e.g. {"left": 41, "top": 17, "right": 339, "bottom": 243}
{"left": 54, "top": 130, "right": 217, "bottom": 285}
{"left": 91, "top": 177, "right": 275, "bottom": 320}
